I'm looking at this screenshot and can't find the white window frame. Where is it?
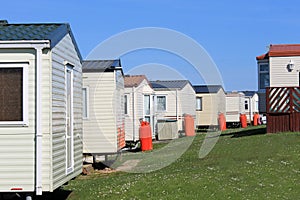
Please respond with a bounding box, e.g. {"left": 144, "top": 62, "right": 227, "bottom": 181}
{"left": 124, "top": 94, "right": 129, "bottom": 115}
{"left": 255, "top": 101, "right": 259, "bottom": 111}
{"left": 196, "top": 97, "right": 203, "bottom": 111}
{"left": 65, "top": 64, "right": 74, "bottom": 175}
{"left": 0, "top": 63, "right": 28, "bottom": 126}
{"left": 156, "top": 95, "right": 167, "bottom": 112}
{"left": 258, "top": 62, "right": 269, "bottom": 90}
{"left": 143, "top": 94, "right": 151, "bottom": 123}
{"left": 144, "top": 95, "right": 150, "bottom": 115}
{"left": 82, "top": 87, "right": 89, "bottom": 119}
{"left": 245, "top": 100, "right": 249, "bottom": 110}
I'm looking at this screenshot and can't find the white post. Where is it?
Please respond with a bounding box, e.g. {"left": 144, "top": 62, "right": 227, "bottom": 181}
{"left": 132, "top": 87, "right": 135, "bottom": 141}
{"left": 35, "top": 46, "right": 43, "bottom": 196}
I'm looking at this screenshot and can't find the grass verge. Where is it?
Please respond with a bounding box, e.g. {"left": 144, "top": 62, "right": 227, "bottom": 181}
{"left": 63, "top": 126, "right": 300, "bottom": 199}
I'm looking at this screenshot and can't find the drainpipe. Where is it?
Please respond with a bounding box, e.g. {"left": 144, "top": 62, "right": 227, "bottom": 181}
{"left": 176, "top": 89, "right": 181, "bottom": 132}
{"left": 35, "top": 46, "right": 44, "bottom": 196}
{"left": 153, "top": 93, "right": 157, "bottom": 137}
{"left": 132, "top": 87, "right": 135, "bottom": 141}
{"left": 248, "top": 97, "right": 252, "bottom": 124}
{"left": 176, "top": 89, "right": 178, "bottom": 121}
{"left": 0, "top": 40, "right": 50, "bottom": 196}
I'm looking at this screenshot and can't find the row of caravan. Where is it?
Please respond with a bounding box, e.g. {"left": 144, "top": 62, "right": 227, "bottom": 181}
{"left": 195, "top": 87, "right": 259, "bottom": 129}
{"left": 82, "top": 61, "right": 197, "bottom": 154}
{"left": 82, "top": 60, "right": 260, "bottom": 157}
{"left": 0, "top": 21, "right": 259, "bottom": 197}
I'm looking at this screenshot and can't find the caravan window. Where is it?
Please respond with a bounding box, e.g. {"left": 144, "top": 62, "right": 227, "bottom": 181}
{"left": 245, "top": 100, "right": 249, "bottom": 110}
{"left": 0, "top": 64, "right": 28, "bottom": 125}
{"left": 82, "top": 87, "right": 89, "bottom": 119}
{"left": 124, "top": 95, "right": 128, "bottom": 115}
{"left": 157, "top": 96, "right": 166, "bottom": 111}
{"left": 144, "top": 95, "right": 150, "bottom": 115}
{"left": 259, "top": 63, "right": 269, "bottom": 89}
{"left": 196, "top": 97, "right": 202, "bottom": 111}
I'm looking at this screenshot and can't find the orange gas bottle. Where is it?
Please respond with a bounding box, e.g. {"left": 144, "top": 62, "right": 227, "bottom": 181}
{"left": 184, "top": 114, "right": 195, "bottom": 136}
{"left": 240, "top": 114, "right": 247, "bottom": 128}
{"left": 218, "top": 113, "right": 227, "bottom": 131}
{"left": 253, "top": 113, "right": 259, "bottom": 126}
{"left": 139, "top": 122, "right": 153, "bottom": 151}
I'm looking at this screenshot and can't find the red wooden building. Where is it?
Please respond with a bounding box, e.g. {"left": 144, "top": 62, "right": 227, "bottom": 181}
{"left": 266, "top": 87, "right": 300, "bottom": 133}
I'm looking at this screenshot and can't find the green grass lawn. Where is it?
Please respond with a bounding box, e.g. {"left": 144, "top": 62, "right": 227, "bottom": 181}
{"left": 63, "top": 126, "right": 300, "bottom": 200}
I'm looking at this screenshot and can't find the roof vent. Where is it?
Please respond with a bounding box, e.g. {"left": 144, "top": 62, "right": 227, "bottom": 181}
{"left": 0, "top": 20, "right": 8, "bottom": 25}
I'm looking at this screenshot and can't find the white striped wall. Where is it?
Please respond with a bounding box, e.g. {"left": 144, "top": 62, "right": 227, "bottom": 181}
{"left": 0, "top": 49, "right": 36, "bottom": 192}
{"left": 195, "top": 89, "right": 226, "bottom": 126}
{"left": 51, "top": 34, "right": 82, "bottom": 191}
{"left": 83, "top": 70, "right": 124, "bottom": 154}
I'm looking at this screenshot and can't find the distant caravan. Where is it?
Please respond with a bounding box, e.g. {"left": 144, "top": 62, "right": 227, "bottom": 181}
{"left": 226, "top": 91, "right": 245, "bottom": 128}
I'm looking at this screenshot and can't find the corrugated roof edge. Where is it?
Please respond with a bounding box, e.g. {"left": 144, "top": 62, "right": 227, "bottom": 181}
{"left": 0, "top": 22, "right": 82, "bottom": 62}
{"left": 124, "top": 75, "right": 152, "bottom": 88}
{"left": 82, "top": 59, "right": 123, "bottom": 73}
{"left": 150, "top": 80, "right": 191, "bottom": 90}
{"left": 240, "top": 90, "right": 258, "bottom": 97}
{"left": 57, "top": 23, "right": 83, "bottom": 62}
{"left": 193, "top": 85, "right": 224, "bottom": 93}
{"left": 256, "top": 53, "right": 269, "bottom": 60}
{"left": 256, "top": 44, "right": 300, "bottom": 60}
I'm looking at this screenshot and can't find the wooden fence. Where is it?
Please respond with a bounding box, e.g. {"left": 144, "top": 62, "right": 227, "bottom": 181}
{"left": 266, "top": 87, "right": 300, "bottom": 133}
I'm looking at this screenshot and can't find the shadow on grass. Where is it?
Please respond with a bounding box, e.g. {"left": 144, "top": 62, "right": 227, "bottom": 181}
{"left": 35, "top": 189, "right": 72, "bottom": 200}
{"left": 0, "top": 188, "right": 72, "bottom": 200}
{"left": 92, "top": 160, "right": 117, "bottom": 170}
{"left": 220, "top": 127, "right": 267, "bottom": 138}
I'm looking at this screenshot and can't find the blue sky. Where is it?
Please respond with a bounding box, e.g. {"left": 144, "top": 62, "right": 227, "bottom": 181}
{"left": 1, "top": 0, "right": 300, "bottom": 91}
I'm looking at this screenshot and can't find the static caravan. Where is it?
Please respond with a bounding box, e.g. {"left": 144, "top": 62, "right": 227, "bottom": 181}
{"left": 257, "top": 44, "right": 300, "bottom": 132}
{"left": 256, "top": 44, "right": 300, "bottom": 113}
{"left": 124, "top": 75, "right": 155, "bottom": 142}
{"left": 226, "top": 92, "right": 245, "bottom": 127}
{"left": 241, "top": 91, "right": 259, "bottom": 123}
{"left": 0, "top": 21, "right": 82, "bottom": 196}
{"left": 193, "top": 85, "right": 226, "bottom": 129}
{"left": 82, "top": 60, "right": 125, "bottom": 155}
{"left": 150, "top": 80, "right": 196, "bottom": 134}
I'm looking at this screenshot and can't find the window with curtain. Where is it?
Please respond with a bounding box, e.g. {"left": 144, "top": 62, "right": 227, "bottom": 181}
{"left": 82, "top": 88, "right": 88, "bottom": 119}
{"left": 124, "top": 95, "right": 128, "bottom": 115}
{"left": 157, "top": 96, "right": 166, "bottom": 111}
{"left": 144, "top": 95, "right": 150, "bottom": 115}
{"left": 196, "top": 97, "right": 202, "bottom": 111}
{"left": 245, "top": 100, "right": 249, "bottom": 110}
{"left": 0, "top": 68, "right": 23, "bottom": 121}
{"left": 259, "top": 63, "right": 269, "bottom": 89}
